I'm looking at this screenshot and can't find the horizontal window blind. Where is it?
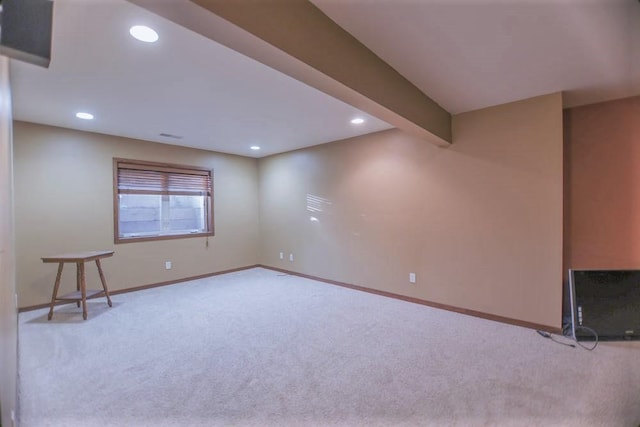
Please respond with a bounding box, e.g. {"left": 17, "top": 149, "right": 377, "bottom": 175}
{"left": 117, "top": 161, "right": 212, "bottom": 196}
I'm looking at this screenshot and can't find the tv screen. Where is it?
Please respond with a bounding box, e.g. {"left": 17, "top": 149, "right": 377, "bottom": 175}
{"left": 569, "top": 270, "right": 640, "bottom": 341}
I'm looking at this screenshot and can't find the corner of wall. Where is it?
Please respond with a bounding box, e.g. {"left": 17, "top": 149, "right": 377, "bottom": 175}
{"left": 257, "top": 93, "right": 564, "bottom": 329}
{"left": 0, "top": 55, "right": 18, "bottom": 427}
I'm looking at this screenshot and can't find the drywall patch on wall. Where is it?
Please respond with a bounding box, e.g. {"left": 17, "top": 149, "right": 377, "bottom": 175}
{"left": 259, "top": 93, "right": 563, "bottom": 328}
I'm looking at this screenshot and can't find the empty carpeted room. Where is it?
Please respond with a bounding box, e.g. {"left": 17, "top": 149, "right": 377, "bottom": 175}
{"left": 2, "top": 0, "right": 640, "bottom": 426}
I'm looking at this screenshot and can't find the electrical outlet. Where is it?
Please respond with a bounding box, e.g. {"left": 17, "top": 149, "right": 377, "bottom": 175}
{"left": 165, "top": 261, "right": 172, "bottom": 270}
{"left": 289, "top": 253, "right": 294, "bottom": 262}
{"left": 279, "top": 252, "right": 284, "bottom": 260}
{"left": 409, "top": 273, "right": 416, "bottom": 284}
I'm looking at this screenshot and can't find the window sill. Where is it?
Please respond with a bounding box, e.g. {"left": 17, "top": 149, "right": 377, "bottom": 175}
{"left": 115, "top": 231, "right": 214, "bottom": 244}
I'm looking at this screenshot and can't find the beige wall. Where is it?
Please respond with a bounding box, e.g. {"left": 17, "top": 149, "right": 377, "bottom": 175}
{"left": 259, "top": 93, "right": 564, "bottom": 329}
{"left": 0, "top": 56, "right": 17, "bottom": 427}
{"left": 565, "top": 96, "right": 640, "bottom": 269}
{"left": 14, "top": 121, "right": 259, "bottom": 308}
{"left": 14, "top": 92, "right": 564, "bottom": 329}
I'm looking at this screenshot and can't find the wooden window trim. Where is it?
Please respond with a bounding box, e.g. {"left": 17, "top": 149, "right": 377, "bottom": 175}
{"left": 113, "top": 158, "right": 214, "bottom": 244}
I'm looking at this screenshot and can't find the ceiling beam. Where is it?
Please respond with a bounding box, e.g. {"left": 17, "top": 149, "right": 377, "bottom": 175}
{"left": 128, "top": 0, "right": 452, "bottom": 146}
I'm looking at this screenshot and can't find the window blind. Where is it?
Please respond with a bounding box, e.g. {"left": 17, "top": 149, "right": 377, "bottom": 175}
{"left": 117, "top": 162, "right": 212, "bottom": 196}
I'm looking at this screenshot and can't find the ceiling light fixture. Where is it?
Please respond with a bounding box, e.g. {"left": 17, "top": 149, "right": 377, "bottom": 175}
{"left": 350, "top": 118, "right": 365, "bottom": 124}
{"left": 129, "top": 25, "right": 159, "bottom": 43}
{"left": 75, "top": 112, "right": 94, "bottom": 120}
{"left": 250, "top": 146, "right": 261, "bottom": 151}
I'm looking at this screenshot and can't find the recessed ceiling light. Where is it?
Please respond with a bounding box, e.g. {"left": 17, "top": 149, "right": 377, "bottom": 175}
{"left": 250, "top": 146, "right": 261, "bottom": 151}
{"left": 75, "top": 112, "right": 94, "bottom": 120}
{"left": 350, "top": 118, "right": 365, "bottom": 124}
{"left": 129, "top": 25, "right": 159, "bottom": 43}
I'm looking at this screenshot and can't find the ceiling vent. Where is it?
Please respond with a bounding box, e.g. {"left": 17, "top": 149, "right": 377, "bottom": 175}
{"left": 159, "top": 133, "right": 183, "bottom": 139}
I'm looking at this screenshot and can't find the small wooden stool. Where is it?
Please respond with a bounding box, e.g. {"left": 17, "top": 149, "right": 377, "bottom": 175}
{"left": 41, "top": 251, "right": 114, "bottom": 320}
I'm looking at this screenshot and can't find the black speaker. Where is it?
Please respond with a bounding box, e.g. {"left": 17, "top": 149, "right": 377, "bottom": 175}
{"left": 569, "top": 269, "right": 640, "bottom": 341}
{"left": 0, "top": 0, "right": 53, "bottom": 68}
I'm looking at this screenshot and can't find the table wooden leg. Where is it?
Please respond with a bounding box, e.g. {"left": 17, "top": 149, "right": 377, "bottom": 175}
{"left": 95, "top": 259, "right": 112, "bottom": 307}
{"left": 75, "top": 263, "right": 81, "bottom": 308}
{"left": 48, "top": 263, "right": 64, "bottom": 321}
{"left": 78, "top": 261, "right": 88, "bottom": 320}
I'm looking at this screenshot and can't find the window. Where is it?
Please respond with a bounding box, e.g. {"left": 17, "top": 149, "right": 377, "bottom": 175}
{"left": 114, "top": 158, "right": 213, "bottom": 243}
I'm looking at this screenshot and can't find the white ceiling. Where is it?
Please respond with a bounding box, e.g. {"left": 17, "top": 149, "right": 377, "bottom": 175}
{"left": 9, "top": 0, "right": 392, "bottom": 158}
{"left": 10, "top": 0, "right": 640, "bottom": 157}
{"left": 312, "top": 0, "right": 640, "bottom": 114}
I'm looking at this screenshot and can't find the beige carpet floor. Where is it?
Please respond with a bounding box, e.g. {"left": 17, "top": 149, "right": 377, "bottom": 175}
{"left": 18, "top": 267, "right": 640, "bottom": 426}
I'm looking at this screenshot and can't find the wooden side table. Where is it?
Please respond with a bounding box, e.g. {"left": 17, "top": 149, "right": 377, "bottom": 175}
{"left": 41, "top": 250, "right": 114, "bottom": 320}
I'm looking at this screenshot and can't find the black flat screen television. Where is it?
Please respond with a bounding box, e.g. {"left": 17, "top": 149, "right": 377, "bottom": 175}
{"left": 569, "top": 269, "right": 640, "bottom": 341}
